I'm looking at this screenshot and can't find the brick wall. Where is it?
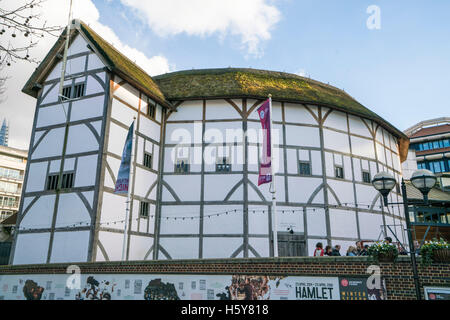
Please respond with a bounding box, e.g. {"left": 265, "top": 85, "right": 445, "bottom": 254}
{"left": 0, "top": 256, "right": 448, "bottom": 300}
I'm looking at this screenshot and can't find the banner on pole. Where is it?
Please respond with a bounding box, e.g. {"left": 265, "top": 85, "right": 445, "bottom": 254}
{"left": 114, "top": 121, "right": 134, "bottom": 194}
{"left": 258, "top": 99, "right": 272, "bottom": 186}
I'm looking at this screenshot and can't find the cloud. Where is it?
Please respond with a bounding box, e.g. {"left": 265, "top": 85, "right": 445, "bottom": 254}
{"left": 0, "top": 0, "right": 173, "bottom": 149}
{"left": 120, "top": 0, "right": 281, "bottom": 57}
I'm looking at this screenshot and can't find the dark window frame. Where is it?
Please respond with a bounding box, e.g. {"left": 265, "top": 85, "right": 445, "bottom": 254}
{"left": 362, "top": 170, "right": 371, "bottom": 184}
{"left": 61, "top": 172, "right": 75, "bottom": 189}
{"left": 46, "top": 174, "right": 59, "bottom": 191}
{"left": 46, "top": 172, "right": 75, "bottom": 190}
{"left": 139, "top": 201, "right": 149, "bottom": 219}
{"left": 174, "top": 158, "right": 189, "bottom": 174}
{"left": 143, "top": 152, "right": 153, "bottom": 169}
{"left": 61, "top": 86, "right": 72, "bottom": 101}
{"left": 335, "top": 165, "right": 344, "bottom": 179}
{"left": 216, "top": 157, "right": 231, "bottom": 173}
{"left": 147, "top": 99, "right": 156, "bottom": 120}
{"left": 73, "top": 83, "right": 85, "bottom": 99}
{"left": 299, "top": 161, "right": 311, "bottom": 176}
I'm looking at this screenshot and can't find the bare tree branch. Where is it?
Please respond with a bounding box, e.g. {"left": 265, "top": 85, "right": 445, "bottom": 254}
{"left": 0, "top": 65, "right": 7, "bottom": 102}
{"left": 0, "top": 0, "right": 63, "bottom": 67}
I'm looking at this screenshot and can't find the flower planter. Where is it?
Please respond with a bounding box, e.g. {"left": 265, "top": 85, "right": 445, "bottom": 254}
{"left": 377, "top": 252, "right": 396, "bottom": 262}
{"left": 432, "top": 248, "right": 450, "bottom": 263}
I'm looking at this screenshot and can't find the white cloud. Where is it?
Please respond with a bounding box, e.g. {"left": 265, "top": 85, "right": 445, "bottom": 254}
{"left": 0, "top": 0, "right": 172, "bottom": 149}
{"left": 120, "top": 0, "right": 281, "bottom": 57}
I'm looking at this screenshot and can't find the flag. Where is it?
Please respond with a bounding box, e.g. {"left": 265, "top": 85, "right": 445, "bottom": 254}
{"left": 114, "top": 121, "right": 134, "bottom": 194}
{"left": 258, "top": 99, "right": 272, "bottom": 186}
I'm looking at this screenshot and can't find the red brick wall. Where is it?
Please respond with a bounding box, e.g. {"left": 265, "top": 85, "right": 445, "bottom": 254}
{"left": 0, "top": 256, "right": 448, "bottom": 300}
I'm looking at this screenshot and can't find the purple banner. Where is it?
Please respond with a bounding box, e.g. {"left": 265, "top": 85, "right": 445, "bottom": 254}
{"left": 258, "top": 99, "right": 272, "bottom": 186}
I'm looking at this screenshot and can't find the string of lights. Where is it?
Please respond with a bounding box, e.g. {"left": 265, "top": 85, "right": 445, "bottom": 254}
{"left": 15, "top": 202, "right": 402, "bottom": 231}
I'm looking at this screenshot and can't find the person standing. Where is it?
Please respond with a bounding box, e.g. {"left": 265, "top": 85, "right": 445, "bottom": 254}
{"left": 355, "top": 241, "right": 363, "bottom": 255}
{"left": 346, "top": 246, "right": 357, "bottom": 256}
{"left": 313, "top": 242, "right": 324, "bottom": 256}
{"left": 332, "top": 245, "right": 341, "bottom": 256}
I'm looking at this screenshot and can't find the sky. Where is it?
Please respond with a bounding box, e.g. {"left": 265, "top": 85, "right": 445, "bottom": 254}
{"left": 1, "top": 0, "right": 449, "bottom": 149}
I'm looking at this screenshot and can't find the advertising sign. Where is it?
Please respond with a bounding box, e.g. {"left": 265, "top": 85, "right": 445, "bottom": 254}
{"left": 424, "top": 287, "right": 450, "bottom": 300}
{"left": 0, "top": 273, "right": 382, "bottom": 301}
{"left": 339, "top": 277, "right": 386, "bottom": 300}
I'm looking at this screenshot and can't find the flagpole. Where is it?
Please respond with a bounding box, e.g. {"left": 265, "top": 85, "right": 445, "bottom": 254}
{"left": 58, "top": 0, "right": 73, "bottom": 102}
{"left": 122, "top": 117, "right": 136, "bottom": 261}
{"left": 268, "top": 94, "right": 278, "bottom": 257}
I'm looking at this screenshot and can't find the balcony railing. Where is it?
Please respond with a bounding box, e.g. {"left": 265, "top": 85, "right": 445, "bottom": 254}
{"left": 0, "top": 173, "right": 24, "bottom": 181}
{"left": 0, "top": 187, "right": 22, "bottom": 195}
{"left": 0, "top": 201, "right": 19, "bottom": 209}
{"left": 409, "top": 206, "right": 450, "bottom": 226}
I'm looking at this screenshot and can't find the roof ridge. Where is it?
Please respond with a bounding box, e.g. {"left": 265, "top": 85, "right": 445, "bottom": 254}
{"left": 155, "top": 67, "right": 353, "bottom": 98}
{"left": 76, "top": 20, "right": 155, "bottom": 87}
{"left": 76, "top": 19, "right": 171, "bottom": 108}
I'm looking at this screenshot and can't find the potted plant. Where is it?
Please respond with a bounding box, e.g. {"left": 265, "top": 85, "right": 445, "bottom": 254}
{"left": 368, "top": 242, "right": 399, "bottom": 263}
{"left": 420, "top": 239, "right": 450, "bottom": 265}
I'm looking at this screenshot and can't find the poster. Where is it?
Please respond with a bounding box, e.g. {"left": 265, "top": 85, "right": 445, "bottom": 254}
{"left": 424, "top": 287, "right": 450, "bottom": 300}
{"left": 0, "top": 273, "right": 383, "bottom": 301}
{"left": 339, "top": 277, "right": 386, "bottom": 300}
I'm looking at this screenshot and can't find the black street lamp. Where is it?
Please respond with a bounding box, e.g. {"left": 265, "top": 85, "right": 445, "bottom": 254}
{"left": 372, "top": 172, "right": 397, "bottom": 206}
{"left": 371, "top": 169, "right": 437, "bottom": 300}
{"left": 410, "top": 169, "right": 437, "bottom": 205}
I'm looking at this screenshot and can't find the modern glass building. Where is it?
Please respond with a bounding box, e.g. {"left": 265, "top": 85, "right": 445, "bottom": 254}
{"left": 0, "top": 119, "right": 9, "bottom": 147}
{"left": 403, "top": 118, "right": 450, "bottom": 177}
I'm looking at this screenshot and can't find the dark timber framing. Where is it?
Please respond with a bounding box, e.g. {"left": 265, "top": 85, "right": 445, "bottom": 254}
{"left": 14, "top": 82, "right": 408, "bottom": 263}
{"left": 11, "top": 48, "right": 108, "bottom": 264}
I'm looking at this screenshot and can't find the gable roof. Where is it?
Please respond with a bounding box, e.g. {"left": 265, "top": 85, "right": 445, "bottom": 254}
{"left": 22, "top": 19, "right": 172, "bottom": 109}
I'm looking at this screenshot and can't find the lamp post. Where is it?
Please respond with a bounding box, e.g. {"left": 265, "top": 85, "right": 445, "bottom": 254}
{"left": 372, "top": 169, "right": 437, "bottom": 300}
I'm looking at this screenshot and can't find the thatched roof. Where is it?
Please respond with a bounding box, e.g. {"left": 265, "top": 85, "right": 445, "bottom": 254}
{"left": 155, "top": 68, "right": 409, "bottom": 161}
{"left": 155, "top": 68, "right": 369, "bottom": 114}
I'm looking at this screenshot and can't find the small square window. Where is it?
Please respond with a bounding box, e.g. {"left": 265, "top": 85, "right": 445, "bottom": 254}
{"left": 216, "top": 157, "right": 231, "bottom": 172}
{"left": 299, "top": 162, "right": 311, "bottom": 176}
{"left": 362, "top": 171, "right": 371, "bottom": 183}
{"left": 61, "top": 86, "right": 72, "bottom": 101}
{"left": 147, "top": 99, "right": 156, "bottom": 119}
{"left": 46, "top": 174, "right": 59, "bottom": 190}
{"left": 143, "top": 152, "right": 152, "bottom": 169}
{"left": 140, "top": 201, "right": 149, "bottom": 219}
{"left": 61, "top": 172, "right": 74, "bottom": 189}
{"left": 175, "top": 159, "right": 189, "bottom": 173}
{"left": 73, "top": 83, "right": 85, "bottom": 99}
{"left": 335, "top": 166, "right": 344, "bottom": 179}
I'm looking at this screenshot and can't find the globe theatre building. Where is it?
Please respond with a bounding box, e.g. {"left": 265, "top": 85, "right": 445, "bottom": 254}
{"left": 10, "top": 20, "right": 409, "bottom": 265}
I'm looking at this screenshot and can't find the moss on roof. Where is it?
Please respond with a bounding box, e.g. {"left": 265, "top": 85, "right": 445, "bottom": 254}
{"left": 78, "top": 21, "right": 168, "bottom": 107}
{"left": 155, "top": 68, "right": 409, "bottom": 160}
{"left": 155, "top": 68, "right": 376, "bottom": 118}
{"left": 156, "top": 68, "right": 351, "bottom": 103}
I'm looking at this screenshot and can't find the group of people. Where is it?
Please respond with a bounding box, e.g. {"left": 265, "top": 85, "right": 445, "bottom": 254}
{"left": 227, "top": 275, "right": 271, "bottom": 300}
{"left": 313, "top": 241, "right": 370, "bottom": 257}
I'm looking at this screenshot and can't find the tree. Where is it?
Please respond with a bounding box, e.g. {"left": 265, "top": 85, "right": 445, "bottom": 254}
{"left": 0, "top": 0, "right": 61, "bottom": 66}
